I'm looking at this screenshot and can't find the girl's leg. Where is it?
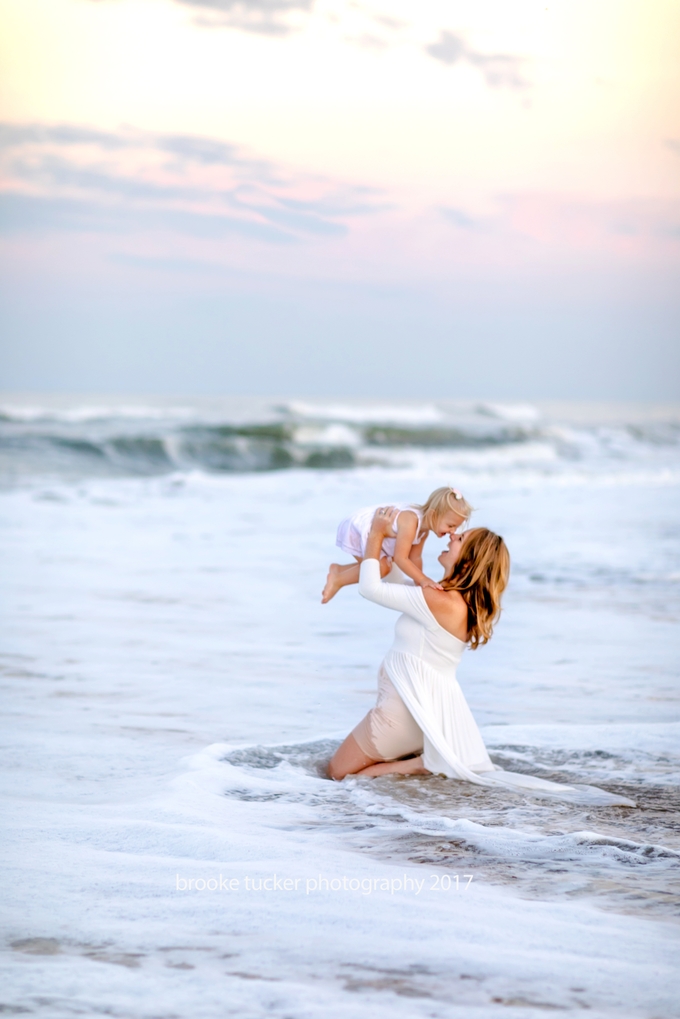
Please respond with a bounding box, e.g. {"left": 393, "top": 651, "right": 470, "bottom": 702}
{"left": 322, "top": 561, "right": 360, "bottom": 603}
{"left": 328, "top": 733, "right": 378, "bottom": 780}
{"left": 322, "top": 555, "right": 392, "bottom": 603}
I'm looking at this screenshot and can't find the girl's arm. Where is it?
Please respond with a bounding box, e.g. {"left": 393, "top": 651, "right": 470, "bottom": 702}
{"left": 361, "top": 509, "right": 468, "bottom": 638}
{"left": 408, "top": 533, "right": 427, "bottom": 571}
{"left": 392, "top": 513, "right": 442, "bottom": 590}
{"left": 359, "top": 509, "right": 434, "bottom": 618}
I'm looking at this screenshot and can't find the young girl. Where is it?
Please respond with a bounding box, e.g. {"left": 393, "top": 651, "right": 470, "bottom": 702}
{"left": 321, "top": 486, "right": 472, "bottom": 603}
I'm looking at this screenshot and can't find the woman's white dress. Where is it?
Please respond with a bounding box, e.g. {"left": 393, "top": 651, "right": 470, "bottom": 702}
{"left": 358, "top": 559, "right": 635, "bottom": 806}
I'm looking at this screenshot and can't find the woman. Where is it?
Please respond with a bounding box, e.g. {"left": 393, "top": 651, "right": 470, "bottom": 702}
{"left": 328, "top": 508, "right": 635, "bottom": 806}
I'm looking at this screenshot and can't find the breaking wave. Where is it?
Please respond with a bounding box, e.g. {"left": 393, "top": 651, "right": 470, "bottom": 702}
{"left": 0, "top": 397, "right": 678, "bottom": 482}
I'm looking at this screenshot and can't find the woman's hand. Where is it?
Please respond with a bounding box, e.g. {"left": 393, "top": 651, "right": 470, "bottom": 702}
{"left": 370, "top": 506, "right": 399, "bottom": 538}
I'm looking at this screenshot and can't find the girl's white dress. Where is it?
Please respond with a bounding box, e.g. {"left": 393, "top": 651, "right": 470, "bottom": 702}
{"left": 336, "top": 504, "right": 425, "bottom": 560}
{"left": 358, "top": 559, "right": 635, "bottom": 806}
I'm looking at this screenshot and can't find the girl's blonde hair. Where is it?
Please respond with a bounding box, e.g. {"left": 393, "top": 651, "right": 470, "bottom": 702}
{"left": 441, "top": 527, "right": 510, "bottom": 649}
{"left": 418, "top": 486, "right": 473, "bottom": 532}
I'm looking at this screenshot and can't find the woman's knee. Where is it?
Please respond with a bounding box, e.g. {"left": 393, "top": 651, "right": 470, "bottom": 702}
{"left": 327, "top": 756, "right": 347, "bottom": 781}
{"left": 328, "top": 734, "right": 375, "bottom": 780}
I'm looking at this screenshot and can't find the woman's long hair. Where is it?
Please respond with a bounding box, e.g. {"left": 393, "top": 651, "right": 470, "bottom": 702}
{"left": 441, "top": 528, "right": 510, "bottom": 649}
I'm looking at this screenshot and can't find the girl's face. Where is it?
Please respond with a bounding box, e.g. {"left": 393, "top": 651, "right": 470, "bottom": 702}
{"left": 433, "top": 510, "right": 466, "bottom": 538}
{"left": 438, "top": 531, "right": 466, "bottom": 576}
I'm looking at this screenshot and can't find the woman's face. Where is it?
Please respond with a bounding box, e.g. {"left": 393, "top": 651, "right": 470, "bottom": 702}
{"left": 438, "top": 531, "right": 466, "bottom": 578}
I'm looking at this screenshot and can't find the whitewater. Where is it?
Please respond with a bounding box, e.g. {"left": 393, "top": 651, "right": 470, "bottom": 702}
{"left": 1, "top": 396, "right": 679, "bottom": 1018}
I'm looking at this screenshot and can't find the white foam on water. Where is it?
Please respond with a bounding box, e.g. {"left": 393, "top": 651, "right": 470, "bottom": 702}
{"left": 477, "top": 402, "right": 541, "bottom": 423}
{"left": 285, "top": 400, "right": 448, "bottom": 424}
{"left": 292, "top": 423, "right": 363, "bottom": 447}
{"left": 345, "top": 783, "right": 678, "bottom": 862}
{"left": 0, "top": 402, "right": 198, "bottom": 423}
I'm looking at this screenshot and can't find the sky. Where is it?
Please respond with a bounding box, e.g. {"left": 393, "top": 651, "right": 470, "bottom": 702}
{"left": 0, "top": 0, "right": 678, "bottom": 399}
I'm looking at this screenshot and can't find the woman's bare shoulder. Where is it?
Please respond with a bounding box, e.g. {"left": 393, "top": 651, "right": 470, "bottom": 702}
{"left": 423, "top": 587, "right": 468, "bottom": 640}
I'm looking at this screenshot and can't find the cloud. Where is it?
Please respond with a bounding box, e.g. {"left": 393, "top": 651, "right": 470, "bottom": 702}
{"left": 175, "top": 0, "right": 403, "bottom": 39}
{"left": 90, "top": 0, "right": 316, "bottom": 35}
{"left": 0, "top": 122, "right": 129, "bottom": 149}
{"left": 435, "top": 193, "right": 680, "bottom": 255}
{"left": 440, "top": 207, "right": 480, "bottom": 229}
{"left": 0, "top": 121, "right": 388, "bottom": 243}
{"left": 1, "top": 122, "right": 282, "bottom": 182}
{"left": 156, "top": 135, "right": 243, "bottom": 166}
{"left": 156, "top": 134, "right": 284, "bottom": 184}
{"left": 277, "top": 189, "right": 391, "bottom": 217}
{"left": 82, "top": 1, "right": 528, "bottom": 96}
{"left": 344, "top": 32, "right": 389, "bottom": 51}
{"left": 371, "top": 13, "right": 406, "bottom": 31}
{"left": 449, "top": 193, "right": 680, "bottom": 247}
{"left": 10, "top": 153, "right": 210, "bottom": 204}
{"left": 0, "top": 193, "right": 295, "bottom": 242}
{"left": 246, "top": 203, "right": 347, "bottom": 235}
{"left": 108, "top": 252, "right": 227, "bottom": 272}
{"left": 425, "top": 30, "right": 528, "bottom": 90}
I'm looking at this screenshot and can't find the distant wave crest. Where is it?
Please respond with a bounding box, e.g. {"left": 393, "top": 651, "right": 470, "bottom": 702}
{"left": 0, "top": 399, "right": 678, "bottom": 482}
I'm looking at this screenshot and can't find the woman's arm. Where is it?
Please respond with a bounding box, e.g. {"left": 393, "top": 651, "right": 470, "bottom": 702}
{"left": 362, "top": 507, "right": 398, "bottom": 561}
{"left": 358, "top": 559, "right": 432, "bottom": 615}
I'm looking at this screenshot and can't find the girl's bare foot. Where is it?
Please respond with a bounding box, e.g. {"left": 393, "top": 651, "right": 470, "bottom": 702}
{"left": 321, "top": 564, "right": 343, "bottom": 603}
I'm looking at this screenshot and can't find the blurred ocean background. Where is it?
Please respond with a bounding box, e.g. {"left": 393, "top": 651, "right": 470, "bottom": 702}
{"left": 2, "top": 393, "right": 679, "bottom": 480}
{"left": 1, "top": 394, "right": 679, "bottom": 1018}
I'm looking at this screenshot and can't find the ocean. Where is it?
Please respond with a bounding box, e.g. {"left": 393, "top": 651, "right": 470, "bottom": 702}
{"left": 1, "top": 395, "right": 679, "bottom": 1017}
